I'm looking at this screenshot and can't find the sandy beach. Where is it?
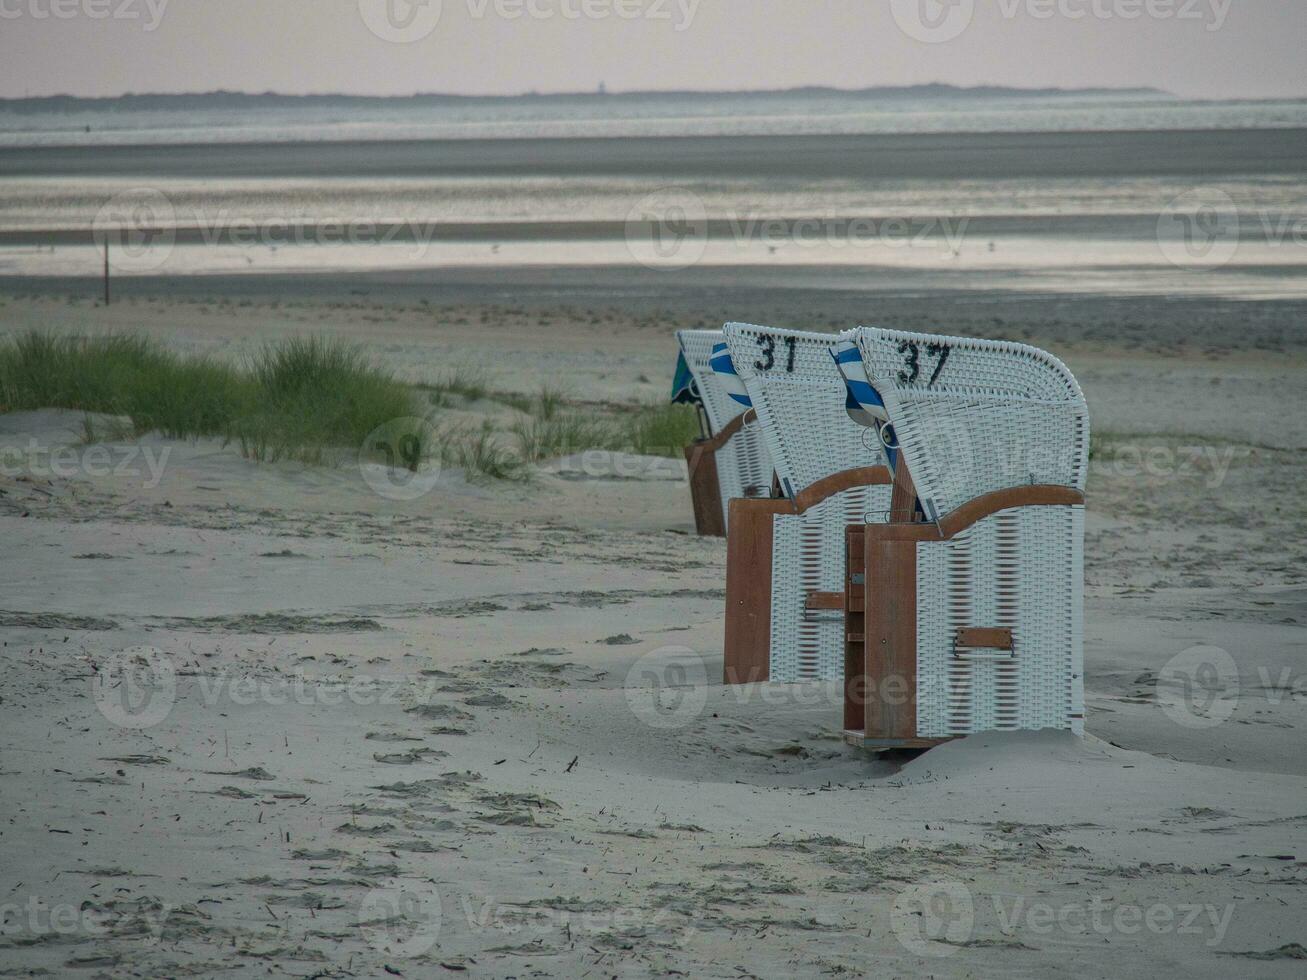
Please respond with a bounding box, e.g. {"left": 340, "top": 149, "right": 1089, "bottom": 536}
{"left": 1, "top": 281, "right": 1305, "bottom": 976}
{"left": 1, "top": 67, "right": 1305, "bottom": 977}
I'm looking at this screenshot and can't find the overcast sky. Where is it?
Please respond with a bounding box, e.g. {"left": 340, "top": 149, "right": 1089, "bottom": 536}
{"left": 1, "top": 0, "right": 1303, "bottom": 101}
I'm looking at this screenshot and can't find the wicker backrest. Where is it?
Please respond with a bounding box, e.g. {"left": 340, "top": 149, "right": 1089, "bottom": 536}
{"left": 675, "top": 329, "right": 742, "bottom": 434}
{"left": 722, "top": 322, "right": 881, "bottom": 496}
{"left": 853, "top": 327, "right": 1089, "bottom": 520}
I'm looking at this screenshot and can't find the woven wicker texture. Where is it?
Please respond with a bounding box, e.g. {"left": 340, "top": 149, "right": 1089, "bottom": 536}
{"left": 676, "top": 329, "right": 773, "bottom": 529}
{"left": 676, "top": 329, "right": 744, "bottom": 433}
{"left": 853, "top": 328, "right": 1089, "bottom": 521}
{"left": 915, "top": 504, "right": 1085, "bottom": 737}
{"left": 714, "top": 426, "right": 773, "bottom": 512}
{"left": 722, "top": 323, "right": 882, "bottom": 497}
{"left": 717, "top": 322, "right": 891, "bottom": 682}
{"left": 770, "top": 483, "right": 893, "bottom": 681}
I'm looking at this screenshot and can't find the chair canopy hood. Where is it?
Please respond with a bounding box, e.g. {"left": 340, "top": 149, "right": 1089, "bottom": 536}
{"left": 850, "top": 326, "right": 1089, "bottom": 521}
{"left": 722, "top": 322, "right": 883, "bottom": 498}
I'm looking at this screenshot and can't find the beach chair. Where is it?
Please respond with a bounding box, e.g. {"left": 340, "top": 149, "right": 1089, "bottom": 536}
{"left": 673, "top": 330, "right": 773, "bottom": 537}
{"left": 719, "top": 323, "right": 893, "bottom": 684}
{"left": 838, "top": 327, "right": 1088, "bottom": 748}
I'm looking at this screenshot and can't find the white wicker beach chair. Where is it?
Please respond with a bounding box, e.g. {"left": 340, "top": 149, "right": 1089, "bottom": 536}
{"left": 673, "top": 330, "right": 772, "bottom": 536}
{"left": 840, "top": 327, "right": 1088, "bottom": 747}
{"left": 719, "top": 323, "right": 893, "bottom": 684}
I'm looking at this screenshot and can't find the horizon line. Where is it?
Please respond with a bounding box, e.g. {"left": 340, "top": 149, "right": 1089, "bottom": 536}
{"left": 0, "top": 81, "right": 1181, "bottom": 106}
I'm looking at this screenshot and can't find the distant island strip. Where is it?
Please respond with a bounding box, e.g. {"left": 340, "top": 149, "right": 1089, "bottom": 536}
{"left": 0, "top": 84, "right": 1170, "bottom": 114}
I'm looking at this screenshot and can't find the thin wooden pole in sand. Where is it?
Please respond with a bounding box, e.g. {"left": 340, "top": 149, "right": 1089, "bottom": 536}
{"left": 103, "top": 240, "right": 110, "bottom": 305}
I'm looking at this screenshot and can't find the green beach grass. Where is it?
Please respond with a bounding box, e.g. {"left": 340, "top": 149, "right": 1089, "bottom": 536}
{"left": 0, "top": 331, "right": 428, "bottom": 467}
{"left": 0, "top": 331, "right": 701, "bottom": 482}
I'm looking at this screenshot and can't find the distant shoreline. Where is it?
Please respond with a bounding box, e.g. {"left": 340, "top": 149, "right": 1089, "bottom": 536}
{"left": 0, "top": 83, "right": 1173, "bottom": 114}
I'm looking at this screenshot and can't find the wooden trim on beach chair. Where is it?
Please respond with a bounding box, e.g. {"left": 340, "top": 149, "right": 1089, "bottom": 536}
{"left": 860, "top": 484, "right": 1086, "bottom": 544}
{"left": 804, "top": 592, "right": 844, "bottom": 611}
{"left": 723, "top": 497, "right": 793, "bottom": 684}
{"left": 844, "top": 524, "right": 867, "bottom": 734}
{"left": 792, "top": 466, "right": 896, "bottom": 513}
{"left": 858, "top": 526, "right": 922, "bottom": 743}
{"left": 843, "top": 483, "right": 1085, "bottom": 749}
{"left": 888, "top": 459, "right": 919, "bottom": 524}
{"left": 683, "top": 441, "right": 725, "bottom": 537}
{"left": 682, "top": 409, "right": 757, "bottom": 538}
{"left": 723, "top": 464, "right": 892, "bottom": 684}
{"left": 700, "top": 408, "right": 755, "bottom": 453}
{"left": 954, "top": 627, "right": 1015, "bottom": 652}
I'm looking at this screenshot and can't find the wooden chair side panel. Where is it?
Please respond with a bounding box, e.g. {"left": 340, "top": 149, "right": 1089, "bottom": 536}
{"left": 844, "top": 525, "right": 866, "bottom": 734}
{"left": 723, "top": 498, "right": 792, "bottom": 684}
{"left": 863, "top": 532, "right": 919, "bottom": 740}
{"left": 683, "top": 441, "right": 725, "bottom": 537}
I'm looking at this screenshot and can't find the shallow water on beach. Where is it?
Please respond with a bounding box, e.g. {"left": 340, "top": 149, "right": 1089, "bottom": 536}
{"left": 1, "top": 93, "right": 1304, "bottom": 300}
{"left": 3, "top": 91, "right": 1307, "bottom": 148}
{"left": 3, "top": 172, "right": 1304, "bottom": 301}
{"left": 2, "top": 174, "right": 1305, "bottom": 230}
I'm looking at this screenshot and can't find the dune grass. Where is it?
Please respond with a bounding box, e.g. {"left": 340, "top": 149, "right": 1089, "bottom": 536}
{"left": 0, "top": 331, "right": 430, "bottom": 466}
{"left": 443, "top": 420, "right": 528, "bottom": 483}
{"left": 508, "top": 392, "right": 698, "bottom": 463}
{"left": 618, "top": 402, "right": 700, "bottom": 458}
{"left": 0, "top": 331, "right": 234, "bottom": 434}
{"left": 238, "top": 336, "right": 422, "bottom": 464}
{"left": 511, "top": 413, "right": 611, "bottom": 462}
{"left": 0, "top": 330, "right": 699, "bottom": 481}
{"left": 509, "top": 386, "right": 618, "bottom": 462}
{"left": 534, "top": 386, "right": 566, "bottom": 421}
{"left": 422, "top": 365, "right": 491, "bottom": 408}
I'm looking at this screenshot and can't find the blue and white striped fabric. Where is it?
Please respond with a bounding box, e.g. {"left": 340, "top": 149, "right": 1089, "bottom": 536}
{"left": 830, "top": 340, "right": 886, "bottom": 428}
{"left": 709, "top": 342, "right": 752, "bottom": 409}
{"left": 830, "top": 339, "right": 899, "bottom": 470}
